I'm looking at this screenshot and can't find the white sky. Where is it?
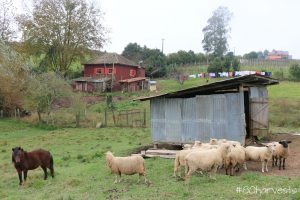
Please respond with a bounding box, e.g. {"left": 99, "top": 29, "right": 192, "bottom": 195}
{"left": 14, "top": 0, "right": 300, "bottom": 58}
{"left": 99, "top": 0, "right": 300, "bottom": 58}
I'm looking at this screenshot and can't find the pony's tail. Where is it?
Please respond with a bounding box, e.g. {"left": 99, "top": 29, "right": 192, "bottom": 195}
{"left": 50, "top": 154, "right": 54, "bottom": 177}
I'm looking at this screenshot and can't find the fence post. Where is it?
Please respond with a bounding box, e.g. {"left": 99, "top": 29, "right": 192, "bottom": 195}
{"left": 143, "top": 108, "right": 146, "bottom": 127}
{"left": 104, "top": 108, "right": 107, "bottom": 127}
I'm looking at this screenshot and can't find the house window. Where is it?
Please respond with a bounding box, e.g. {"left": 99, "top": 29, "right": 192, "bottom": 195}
{"left": 108, "top": 68, "right": 113, "bottom": 74}
{"left": 97, "top": 68, "right": 102, "bottom": 74}
{"left": 130, "top": 69, "right": 136, "bottom": 77}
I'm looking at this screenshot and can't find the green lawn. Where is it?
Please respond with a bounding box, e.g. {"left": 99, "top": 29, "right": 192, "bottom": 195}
{"left": 1, "top": 119, "right": 300, "bottom": 200}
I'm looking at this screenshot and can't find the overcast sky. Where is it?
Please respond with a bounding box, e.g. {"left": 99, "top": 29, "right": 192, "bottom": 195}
{"left": 98, "top": 0, "right": 300, "bottom": 58}
{"left": 15, "top": 0, "right": 300, "bottom": 58}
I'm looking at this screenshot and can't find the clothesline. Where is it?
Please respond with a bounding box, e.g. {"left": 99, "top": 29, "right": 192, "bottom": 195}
{"left": 188, "top": 71, "right": 272, "bottom": 79}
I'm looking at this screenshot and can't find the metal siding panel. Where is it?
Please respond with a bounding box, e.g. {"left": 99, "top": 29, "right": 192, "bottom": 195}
{"left": 224, "top": 93, "right": 246, "bottom": 144}
{"left": 182, "top": 98, "right": 198, "bottom": 143}
{"left": 212, "top": 95, "right": 227, "bottom": 140}
{"left": 165, "top": 98, "right": 182, "bottom": 143}
{"left": 196, "top": 95, "right": 213, "bottom": 143}
{"left": 150, "top": 93, "right": 246, "bottom": 145}
{"left": 151, "top": 98, "right": 166, "bottom": 143}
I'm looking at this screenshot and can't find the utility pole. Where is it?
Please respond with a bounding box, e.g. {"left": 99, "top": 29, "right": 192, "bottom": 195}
{"left": 161, "top": 38, "right": 165, "bottom": 54}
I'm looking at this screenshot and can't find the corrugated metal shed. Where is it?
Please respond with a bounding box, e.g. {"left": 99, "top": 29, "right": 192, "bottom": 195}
{"left": 140, "top": 75, "right": 279, "bottom": 145}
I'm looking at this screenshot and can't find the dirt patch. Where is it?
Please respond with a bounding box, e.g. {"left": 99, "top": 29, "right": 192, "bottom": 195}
{"left": 220, "top": 133, "right": 300, "bottom": 177}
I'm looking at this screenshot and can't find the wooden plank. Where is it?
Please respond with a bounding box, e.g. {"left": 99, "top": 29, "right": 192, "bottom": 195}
{"left": 145, "top": 149, "right": 179, "bottom": 155}
{"left": 144, "top": 154, "right": 175, "bottom": 159}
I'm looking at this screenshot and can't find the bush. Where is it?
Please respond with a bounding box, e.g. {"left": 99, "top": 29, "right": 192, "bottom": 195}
{"left": 289, "top": 62, "right": 300, "bottom": 81}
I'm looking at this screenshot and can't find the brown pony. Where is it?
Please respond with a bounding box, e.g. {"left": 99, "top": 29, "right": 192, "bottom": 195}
{"left": 12, "top": 147, "right": 54, "bottom": 185}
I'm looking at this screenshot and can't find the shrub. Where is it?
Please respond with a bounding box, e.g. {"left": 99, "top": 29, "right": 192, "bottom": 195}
{"left": 289, "top": 62, "right": 300, "bottom": 81}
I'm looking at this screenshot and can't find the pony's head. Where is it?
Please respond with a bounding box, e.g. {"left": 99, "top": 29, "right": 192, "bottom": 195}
{"left": 12, "top": 147, "right": 24, "bottom": 164}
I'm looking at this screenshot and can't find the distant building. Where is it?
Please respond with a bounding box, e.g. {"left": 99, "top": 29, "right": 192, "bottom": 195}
{"left": 267, "top": 50, "right": 292, "bottom": 60}
{"left": 73, "top": 53, "right": 147, "bottom": 92}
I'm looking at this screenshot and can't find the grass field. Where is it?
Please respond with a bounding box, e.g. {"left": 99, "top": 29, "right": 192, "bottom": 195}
{"left": 2, "top": 73, "right": 300, "bottom": 199}
{"left": 1, "top": 119, "right": 300, "bottom": 200}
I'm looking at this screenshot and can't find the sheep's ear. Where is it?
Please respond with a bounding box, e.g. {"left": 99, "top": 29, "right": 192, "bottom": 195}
{"left": 279, "top": 141, "right": 283, "bottom": 145}
{"left": 287, "top": 141, "right": 292, "bottom": 143}
{"left": 12, "top": 148, "right": 15, "bottom": 151}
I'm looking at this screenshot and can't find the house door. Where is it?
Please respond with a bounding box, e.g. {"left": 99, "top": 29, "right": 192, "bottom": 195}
{"left": 249, "top": 87, "right": 269, "bottom": 138}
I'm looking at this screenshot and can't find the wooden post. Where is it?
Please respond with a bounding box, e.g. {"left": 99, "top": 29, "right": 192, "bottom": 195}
{"left": 143, "top": 108, "right": 146, "bottom": 127}
{"left": 0, "top": 110, "right": 3, "bottom": 118}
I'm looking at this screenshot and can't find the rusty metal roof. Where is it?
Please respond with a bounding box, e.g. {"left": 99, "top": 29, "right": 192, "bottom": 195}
{"left": 138, "top": 74, "right": 279, "bottom": 100}
{"left": 119, "top": 77, "right": 146, "bottom": 83}
{"left": 83, "top": 52, "right": 140, "bottom": 67}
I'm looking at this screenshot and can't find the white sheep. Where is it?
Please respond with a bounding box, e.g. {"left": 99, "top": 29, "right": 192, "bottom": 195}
{"left": 209, "top": 138, "right": 218, "bottom": 145}
{"left": 272, "top": 140, "right": 292, "bottom": 170}
{"left": 105, "top": 151, "right": 147, "bottom": 183}
{"left": 245, "top": 144, "right": 275, "bottom": 173}
{"left": 184, "top": 143, "right": 231, "bottom": 191}
{"left": 173, "top": 149, "right": 194, "bottom": 178}
{"left": 191, "top": 140, "right": 202, "bottom": 149}
{"left": 182, "top": 144, "right": 192, "bottom": 150}
{"left": 224, "top": 144, "right": 247, "bottom": 176}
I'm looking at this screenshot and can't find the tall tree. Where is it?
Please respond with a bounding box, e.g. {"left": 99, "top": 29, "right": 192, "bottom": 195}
{"left": 0, "top": 41, "right": 28, "bottom": 114}
{"left": 0, "top": 0, "right": 16, "bottom": 41}
{"left": 17, "top": 0, "right": 107, "bottom": 76}
{"left": 202, "top": 6, "right": 233, "bottom": 57}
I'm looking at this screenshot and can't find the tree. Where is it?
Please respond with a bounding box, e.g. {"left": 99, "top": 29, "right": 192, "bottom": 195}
{"left": 121, "top": 43, "right": 144, "bottom": 62}
{"left": 25, "top": 72, "right": 71, "bottom": 122}
{"left": 202, "top": 6, "right": 233, "bottom": 57}
{"left": 122, "top": 43, "right": 167, "bottom": 77}
{"left": 0, "top": 0, "right": 16, "bottom": 41}
{"left": 0, "top": 41, "right": 28, "bottom": 115}
{"left": 243, "top": 51, "right": 258, "bottom": 59}
{"left": 289, "top": 62, "right": 300, "bottom": 81}
{"left": 17, "top": 0, "right": 107, "bottom": 76}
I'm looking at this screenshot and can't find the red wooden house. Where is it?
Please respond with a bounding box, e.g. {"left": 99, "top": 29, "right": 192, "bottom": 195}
{"left": 73, "top": 53, "right": 147, "bottom": 92}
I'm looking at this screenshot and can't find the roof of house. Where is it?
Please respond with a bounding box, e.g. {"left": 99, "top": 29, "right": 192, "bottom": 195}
{"left": 73, "top": 76, "right": 111, "bottom": 83}
{"left": 138, "top": 74, "right": 279, "bottom": 101}
{"left": 119, "top": 77, "right": 147, "bottom": 83}
{"left": 83, "top": 53, "right": 141, "bottom": 67}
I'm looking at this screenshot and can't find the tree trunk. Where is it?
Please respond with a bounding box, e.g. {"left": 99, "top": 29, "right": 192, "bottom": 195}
{"left": 38, "top": 111, "right": 42, "bottom": 122}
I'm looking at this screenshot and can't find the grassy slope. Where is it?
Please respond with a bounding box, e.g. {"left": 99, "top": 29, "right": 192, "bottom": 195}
{"left": 1, "top": 119, "right": 300, "bottom": 200}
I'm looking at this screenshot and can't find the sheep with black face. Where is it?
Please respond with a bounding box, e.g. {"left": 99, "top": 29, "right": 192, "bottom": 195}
{"left": 272, "top": 140, "right": 292, "bottom": 170}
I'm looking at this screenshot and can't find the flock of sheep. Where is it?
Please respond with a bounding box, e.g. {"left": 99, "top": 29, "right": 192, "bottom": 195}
{"left": 105, "top": 139, "right": 291, "bottom": 191}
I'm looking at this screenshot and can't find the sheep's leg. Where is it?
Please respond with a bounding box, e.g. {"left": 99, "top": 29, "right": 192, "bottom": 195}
{"left": 210, "top": 165, "right": 218, "bottom": 180}
{"left": 185, "top": 169, "right": 191, "bottom": 192}
{"left": 275, "top": 157, "right": 278, "bottom": 166}
{"left": 283, "top": 158, "right": 286, "bottom": 170}
{"left": 265, "top": 159, "right": 268, "bottom": 172}
{"left": 261, "top": 161, "right": 264, "bottom": 173}
{"left": 272, "top": 156, "right": 275, "bottom": 167}
{"left": 279, "top": 157, "right": 282, "bottom": 170}
{"left": 118, "top": 174, "right": 122, "bottom": 183}
{"left": 230, "top": 166, "right": 233, "bottom": 176}
{"left": 114, "top": 175, "right": 118, "bottom": 184}
{"left": 243, "top": 162, "right": 248, "bottom": 170}
{"left": 225, "top": 167, "right": 228, "bottom": 175}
